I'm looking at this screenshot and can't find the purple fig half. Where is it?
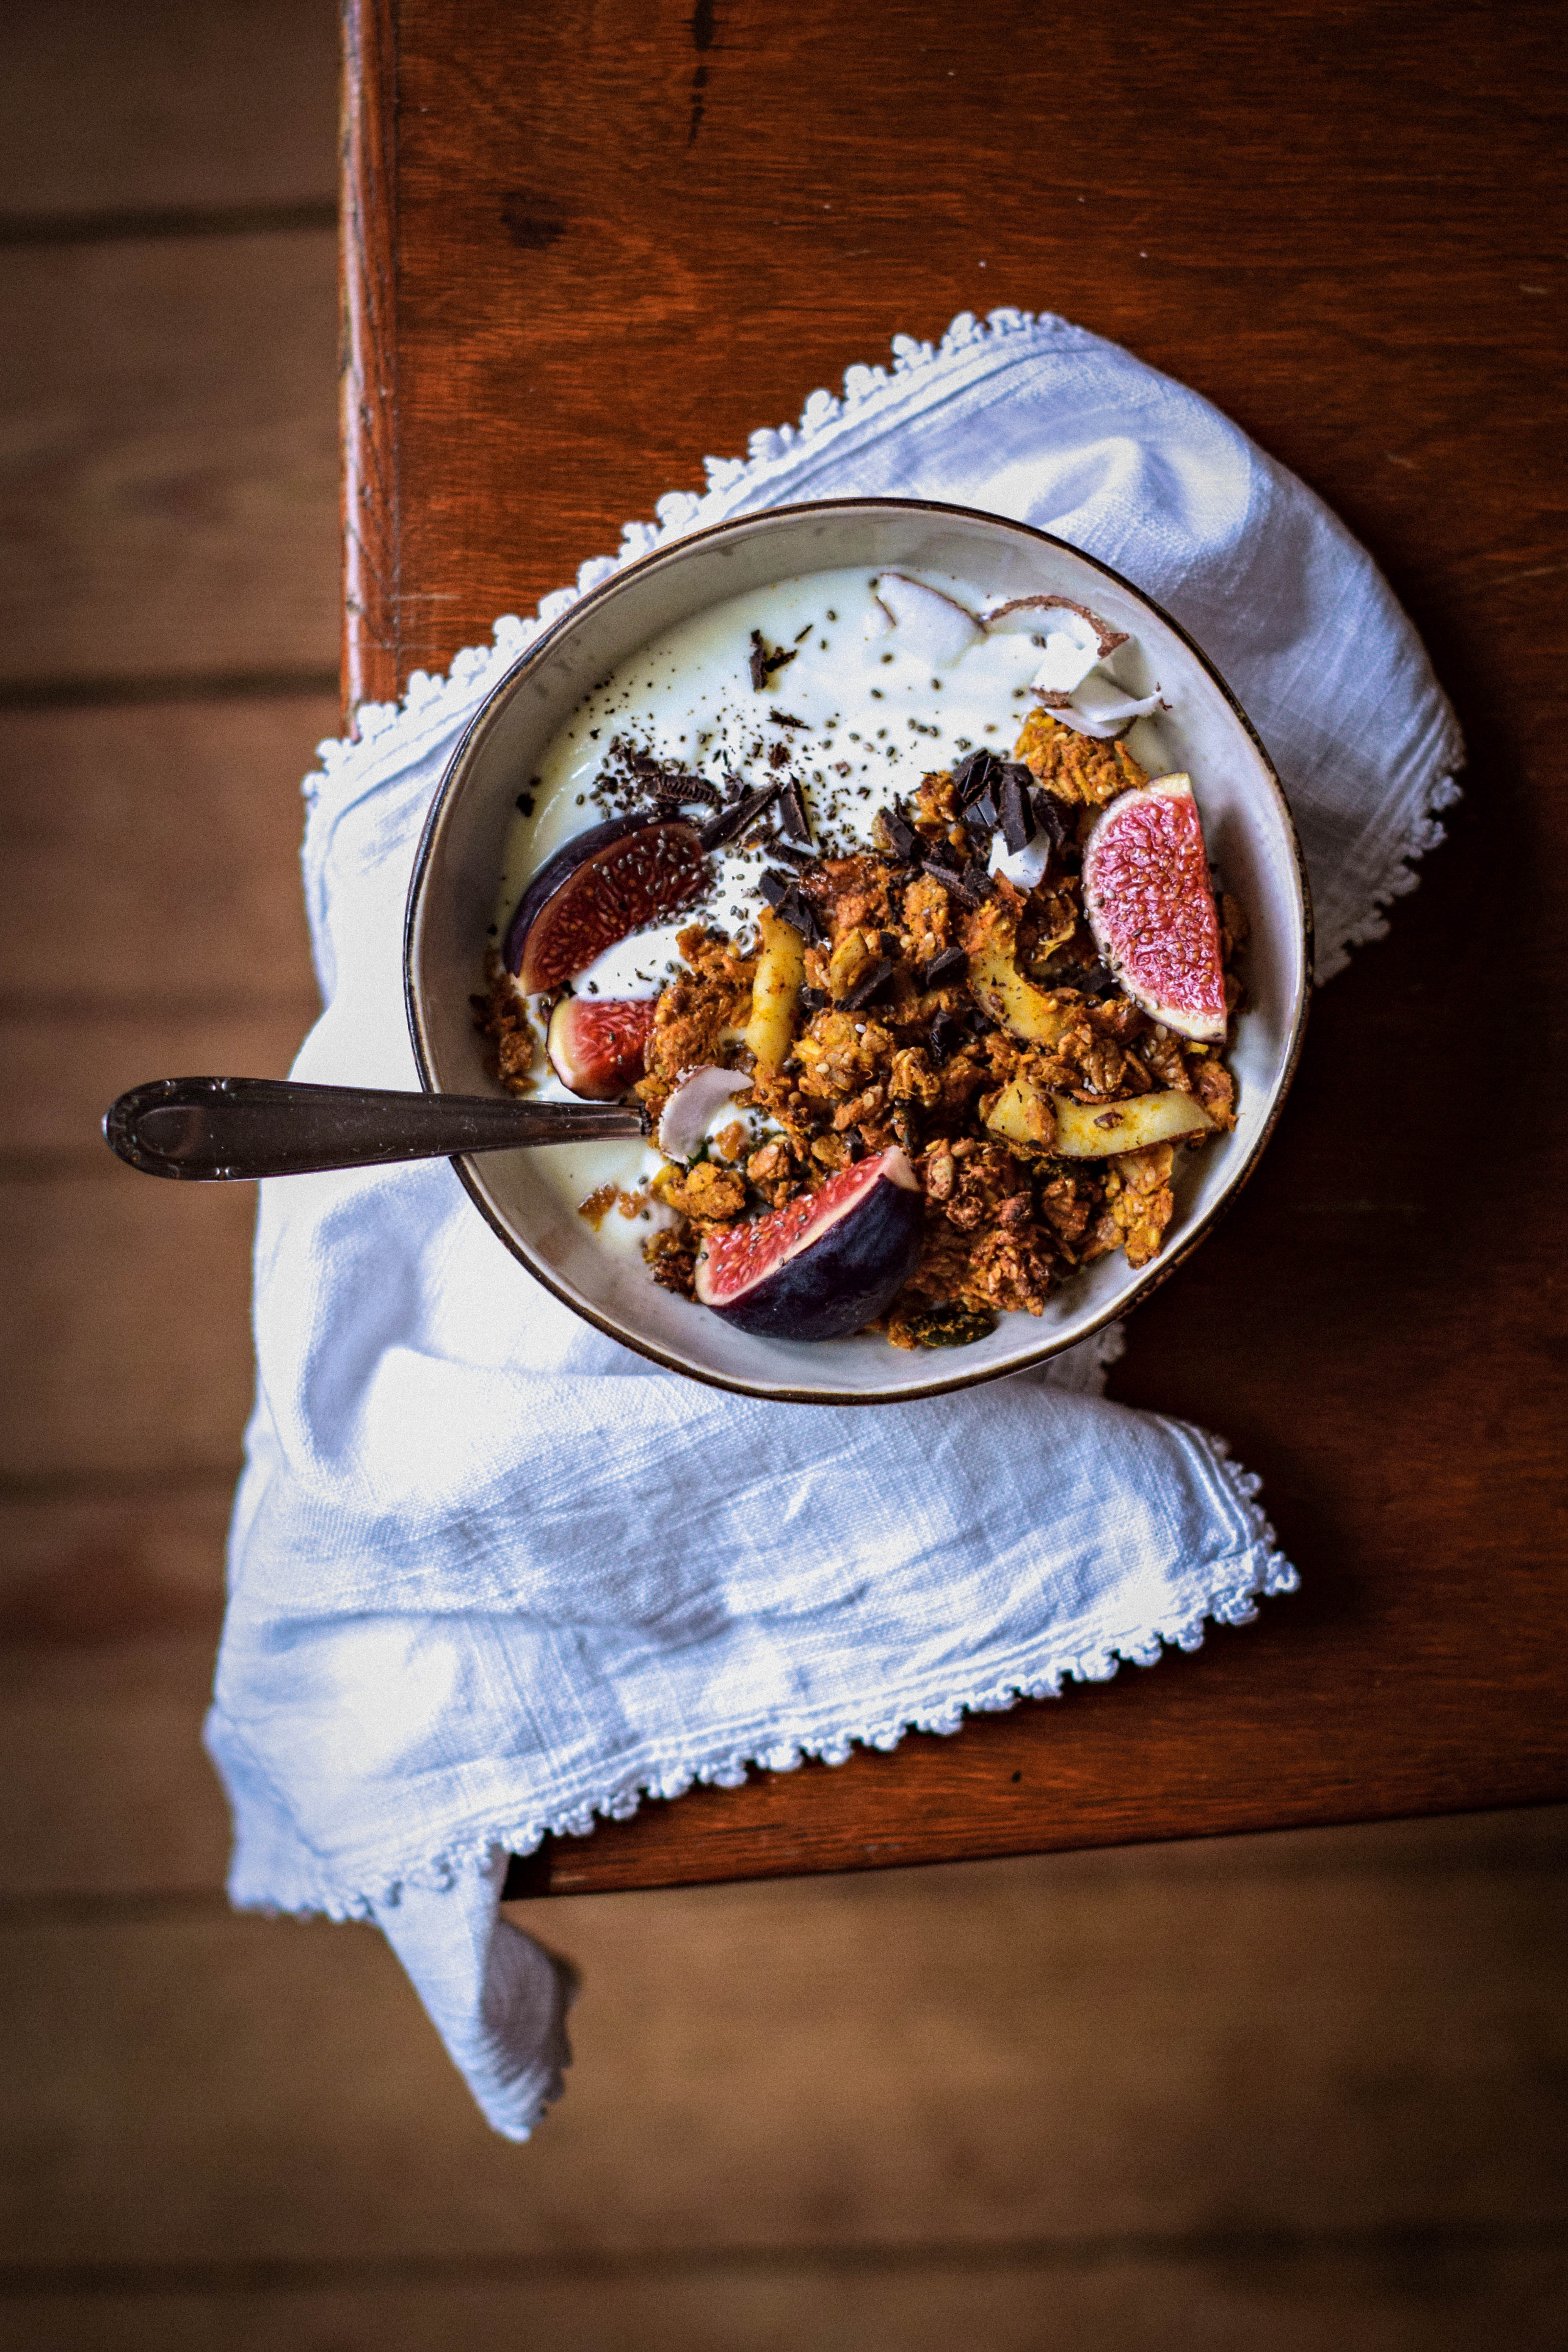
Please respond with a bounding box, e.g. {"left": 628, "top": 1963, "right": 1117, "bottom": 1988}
{"left": 504, "top": 811, "right": 709, "bottom": 992}
{"left": 695, "top": 1147, "right": 923, "bottom": 1341}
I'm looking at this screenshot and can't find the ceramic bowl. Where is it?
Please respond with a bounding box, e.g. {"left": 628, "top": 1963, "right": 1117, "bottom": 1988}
{"left": 405, "top": 498, "right": 1310, "bottom": 1404}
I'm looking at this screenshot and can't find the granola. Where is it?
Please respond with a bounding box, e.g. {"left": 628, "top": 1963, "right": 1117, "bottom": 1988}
{"left": 481, "top": 568, "right": 1247, "bottom": 1352}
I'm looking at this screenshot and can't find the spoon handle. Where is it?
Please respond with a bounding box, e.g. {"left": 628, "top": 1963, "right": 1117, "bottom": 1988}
{"left": 103, "top": 1076, "right": 646, "bottom": 1182}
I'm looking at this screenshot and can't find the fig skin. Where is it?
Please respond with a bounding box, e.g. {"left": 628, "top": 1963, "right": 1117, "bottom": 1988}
{"left": 696, "top": 1148, "right": 924, "bottom": 1343}
{"left": 546, "top": 996, "right": 657, "bottom": 1100}
{"left": 504, "top": 811, "right": 707, "bottom": 991}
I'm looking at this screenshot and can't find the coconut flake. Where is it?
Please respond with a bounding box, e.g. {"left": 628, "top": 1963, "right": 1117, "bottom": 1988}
{"left": 1038, "top": 672, "right": 1164, "bottom": 740}
{"left": 984, "top": 594, "right": 1129, "bottom": 661}
{"left": 872, "top": 573, "right": 984, "bottom": 666}
{"left": 657, "top": 1065, "right": 752, "bottom": 1161}
{"left": 987, "top": 831, "right": 1054, "bottom": 890}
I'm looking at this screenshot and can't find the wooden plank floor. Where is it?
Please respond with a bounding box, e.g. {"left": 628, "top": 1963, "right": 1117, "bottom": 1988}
{"left": 0, "top": 8, "right": 1563, "bottom": 2347}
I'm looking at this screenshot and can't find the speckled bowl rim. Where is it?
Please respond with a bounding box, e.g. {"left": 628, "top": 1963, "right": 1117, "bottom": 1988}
{"left": 405, "top": 497, "right": 1312, "bottom": 1405}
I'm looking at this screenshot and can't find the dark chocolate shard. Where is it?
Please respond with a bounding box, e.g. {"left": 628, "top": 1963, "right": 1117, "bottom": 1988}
{"left": 775, "top": 884, "right": 825, "bottom": 946}
{"left": 877, "top": 801, "right": 921, "bottom": 862}
{"left": 839, "top": 957, "right": 895, "bottom": 1011}
{"left": 748, "top": 629, "right": 798, "bottom": 691}
{"left": 697, "top": 780, "right": 782, "bottom": 851}
{"left": 1029, "top": 787, "right": 1067, "bottom": 857}
{"left": 920, "top": 945, "right": 968, "bottom": 989}
{"left": 769, "top": 837, "right": 817, "bottom": 869}
{"left": 949, "top": 748, "right": 1005, "bottom": 809}
{"left": 921, "top": 860, "right": 985, "bottom": 909}
{"left": 928, "top": 1009, "right": 964, "bottom": 1062}
{"left": 1000, "top": 766, "right": 1036, "bottom": 854}
{"left": 924, "top": 836, "right": 962, "bottom": 873}
{"left": 960, "top": 855, "right": 993, "bottom": 900}
{"left": 618, "top": 745, "right": 724, "bottom": 808}
{"left": 769, "top": 708, "right": 809, "bottom": 729}
{"left": 799, "top": 985, "right": 829, "bottom": 1013}
{"left": 778, "top": 781, "right": 812, "bottom": 842}
{"left": 759, "top": 868, "right": 793, "bottom": 910}
{"left": 965, "top": 1007, "right": 997, "bottom": 1034}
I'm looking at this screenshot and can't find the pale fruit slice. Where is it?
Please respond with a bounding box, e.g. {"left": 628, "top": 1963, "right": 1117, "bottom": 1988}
{"left": 985, "top": 1080, "right": 1212, "bottom": 1158}
{"left": 744, "top": 906, "right": 806, "bottom": 1069}
{"left": 1082, "top": 775, "right": 1228, "bottom": 1042}
{"left": 966, "top": 906, "right": 1080, "bottom": 1047}
{"left": 1052, "top": 1089, "right": 1213, "bottom": 1159}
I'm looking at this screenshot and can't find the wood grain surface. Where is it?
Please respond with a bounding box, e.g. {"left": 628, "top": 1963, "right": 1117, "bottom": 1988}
{"left": 343, "top": 0, "right": 1568, "bottom": 1900}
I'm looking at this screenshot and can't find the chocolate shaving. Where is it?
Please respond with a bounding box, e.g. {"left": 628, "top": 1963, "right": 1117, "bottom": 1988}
{"left": 768, "top": 740, "right": 792, "bottom": 769}
{"left": 774, "top": 883, "right": 825, "bottom": 946}
{"left": 839, "top": 957, "right": 895, "bottom": 1011}
{"left": 1000, "top": 766, "right": 1036, "bottom": 855}
{"left": 920, "top": 860, "right": 985, "bottom": 909}
{"left": 697, "top": 780, "right": 782, "bottom": 851}
{"left": 1029, "top": 788, "right": 1068, "bottom": 857}
{"left": 877, "top": 801, "right": 921, "bottom": 863}
{"left": 960, "top": 855, "right": 994, "bottom": 901}
{"left": 800, "top": 985, "right": 829, "bottom": 1013}
{"left": 778, "top": 781, "right": 812, "bottom": 842}
{"left": 748, "top": 630, "right": 798, "bottom": 691}
{"left": 924, "top": 836, "right": 962, "bottom": 873}
{"left": 949, "top": 748, "right": 1005, "bottom": 809}
{"left": 928, "top": 1009, "right": 964, "bottom": 1062}
{"left": 768, "top": 837, "right": 817, "bottom": 869}
{"left": 769, "top": 709, "right": 809, "bottom": 729}
{"left": 920, "top": 945, "right": 968, "bottom": 989}
{"left": 618, "top": 745, "right": 724, "bottom": 808}
{"left": 759, "top": 868, "right": 793, "bottom": 910}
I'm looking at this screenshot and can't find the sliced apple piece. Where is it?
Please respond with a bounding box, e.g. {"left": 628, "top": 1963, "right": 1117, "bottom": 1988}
{"left": 984, "top": 1074, "right": 1059, "bottom": 1153}
{"left": 1052, "top": 1089, "right": 1214, "bottom": 1159}
{"left": 744, "top": 906, "right": 806, "bottom": 1070}
{"left": 966, "top": 906, "right": 1080, "bottom": 1047}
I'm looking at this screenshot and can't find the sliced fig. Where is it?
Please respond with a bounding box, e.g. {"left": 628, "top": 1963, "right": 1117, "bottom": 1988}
{"left": 505, "top": 813, "right": 708, "bottom": 992}
{"left": 1082, "top": 774, "right": 1228, "bottom": 1041}
{"left": 546, "top": 996, "right": 657, "bottom": 1100}
{"left": 695, "top": 1147, "right": 923, "bottom": 1341}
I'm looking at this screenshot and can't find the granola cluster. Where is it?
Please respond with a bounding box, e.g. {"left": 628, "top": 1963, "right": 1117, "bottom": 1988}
{"left": 613, "top": 713, "right": 1245, "bottom": 1350}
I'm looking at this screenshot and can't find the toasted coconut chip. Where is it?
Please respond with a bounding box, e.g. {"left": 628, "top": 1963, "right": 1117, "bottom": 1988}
{"left": 984, "top": 593, "right": 1129, "bottom": 657}
{"left": 987, "top": 831, "right": 1054, "bottom": 890}
{"left": 657, "top": 1065, "right": 753, "bottom": 1162}
{"left": 1036, "top": 673, "right": 1164, "bottom": 740}
{"left": 872, "top": 572, "right": 984, "bottom": 666}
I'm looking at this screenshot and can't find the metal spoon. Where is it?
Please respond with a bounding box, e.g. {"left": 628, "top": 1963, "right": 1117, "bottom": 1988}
{"left": 103, "top": 1076, "right": 646, "bottom": 1183}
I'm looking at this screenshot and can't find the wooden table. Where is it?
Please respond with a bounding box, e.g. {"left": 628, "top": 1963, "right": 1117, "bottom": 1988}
{"left": 341, "top": 0, "right": 1566, "bottom": 1901}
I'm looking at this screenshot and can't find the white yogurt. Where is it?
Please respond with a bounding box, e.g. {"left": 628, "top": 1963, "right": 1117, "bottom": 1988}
{"left": 489, "top": 566, "right": 1171, "bottom": 1238}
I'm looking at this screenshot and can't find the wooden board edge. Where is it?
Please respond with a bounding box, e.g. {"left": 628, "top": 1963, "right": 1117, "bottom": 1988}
{"left": 339, "top": 0, "right": 400, "bottom": 724}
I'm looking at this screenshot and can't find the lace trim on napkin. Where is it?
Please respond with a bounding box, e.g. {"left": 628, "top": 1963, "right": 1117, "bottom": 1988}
{"left": 241, "top": 1452, "right": 1295, "bottom": 1921}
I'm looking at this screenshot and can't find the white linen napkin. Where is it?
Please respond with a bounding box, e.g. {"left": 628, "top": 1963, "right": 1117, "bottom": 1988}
{"left": 206, "top": 309, "right": 1461, "bottom": 2138}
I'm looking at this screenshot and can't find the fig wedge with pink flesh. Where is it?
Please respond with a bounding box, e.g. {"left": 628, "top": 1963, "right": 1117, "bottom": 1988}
{"left": 505, "top": 814, "right": 708, "bottom": 994}
{"left": 1082, "top": 775, "right": 1228, "bottom": 1042}
{"left": 696, "top": 1146, "right": 923, "bottom": 1341}
{"left": 546, "top": 996, "right": 657, "bottom": 1100}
